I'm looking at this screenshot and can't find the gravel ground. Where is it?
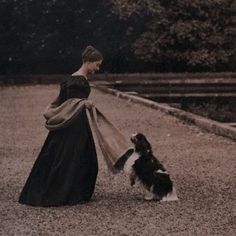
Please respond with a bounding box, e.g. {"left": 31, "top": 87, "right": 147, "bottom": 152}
{"left": 0, "top": 85, "right": 235, "bottom": 236}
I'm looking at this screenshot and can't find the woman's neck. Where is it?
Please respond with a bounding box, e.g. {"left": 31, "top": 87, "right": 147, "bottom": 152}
{"left": 72, "top": 65, "right": 88, "bottom": 78}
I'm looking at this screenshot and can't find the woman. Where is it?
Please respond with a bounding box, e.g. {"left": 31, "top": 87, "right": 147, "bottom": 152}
{"left": 19, "top": 46, "right": 103, "bottom": 206}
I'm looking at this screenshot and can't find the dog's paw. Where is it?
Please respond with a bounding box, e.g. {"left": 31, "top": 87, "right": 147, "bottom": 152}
{"left": 144, "top": 195, "right": 154, "bottom": 201}
{"left": 144, "top": 192, "right": 158, "bottom": 201}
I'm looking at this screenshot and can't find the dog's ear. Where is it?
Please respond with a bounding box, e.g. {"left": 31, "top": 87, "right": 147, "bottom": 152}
{"left": 141, "top": 135, "right": 152, "bottom": 151}
{"left": 143, "top": 137, "right": 151, "bottom": 151}
{"left": 135, "top": 134, "right": 152, "bottom": 154}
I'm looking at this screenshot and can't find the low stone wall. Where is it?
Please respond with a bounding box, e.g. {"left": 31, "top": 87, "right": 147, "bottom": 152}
{"left": 1, "top": 73, "right": 236, "bottom": 85}
{"left": 92, "top": 72, "right": 236, "bottom": 81}
{"left": 94, "top": 85, "right": 236, "bottom": 142}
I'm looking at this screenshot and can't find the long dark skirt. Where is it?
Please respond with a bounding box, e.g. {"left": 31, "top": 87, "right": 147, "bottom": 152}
{"left": 19, "top": 109, "right": 98, "bottom": 207}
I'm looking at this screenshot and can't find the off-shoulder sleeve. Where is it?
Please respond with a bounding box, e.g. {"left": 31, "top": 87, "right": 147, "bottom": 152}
{"left": 66, "top": 76, "right": 90, "bottom": 99}
{"left": 54, "top": 80, "right": 67, "bottom": 104}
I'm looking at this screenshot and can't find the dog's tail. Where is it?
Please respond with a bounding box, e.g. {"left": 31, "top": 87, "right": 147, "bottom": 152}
{"left": 160, "top": 187, "right": 179, "bottom": 202}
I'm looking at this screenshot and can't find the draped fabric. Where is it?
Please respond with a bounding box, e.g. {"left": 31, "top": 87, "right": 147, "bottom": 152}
{"left": 43, "top": 97, "right": 133, "bottom": 174}
{"left": 87, "top": 107, "right": 133, "bottom": 173}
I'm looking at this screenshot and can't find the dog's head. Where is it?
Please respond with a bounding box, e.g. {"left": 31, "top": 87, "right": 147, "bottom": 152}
{"left": 131, "top": 133, "right": 152, "bottom": 155}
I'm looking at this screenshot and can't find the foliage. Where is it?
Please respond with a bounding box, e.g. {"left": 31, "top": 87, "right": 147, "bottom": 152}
{"left": 111, "top": 0, "right": 236, "bottom": 71}
{"left": 0, "top": 0, "right": 131, "bottom": 73}
{"left": 1, "top": 0, "right": 235, "bottom": 73}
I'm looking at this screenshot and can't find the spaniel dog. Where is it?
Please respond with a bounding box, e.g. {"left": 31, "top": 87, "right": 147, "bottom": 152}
{"left": 120, "top": 133, "right": 178, "bottom": 201}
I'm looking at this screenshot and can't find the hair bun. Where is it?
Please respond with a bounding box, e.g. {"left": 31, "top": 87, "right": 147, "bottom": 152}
{"left": 82, "top": 45, "right": 103, "bottom": 62}
{"left": 85, "top": 45, "right": 95, "bottom": 50}
{"left": 84, "top": 46, "right": 95, "bottom": 54}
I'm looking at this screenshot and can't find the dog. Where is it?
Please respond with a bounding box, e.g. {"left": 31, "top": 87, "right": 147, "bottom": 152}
{"left": 122, "top": 133, "right": 178, "bottom": 201}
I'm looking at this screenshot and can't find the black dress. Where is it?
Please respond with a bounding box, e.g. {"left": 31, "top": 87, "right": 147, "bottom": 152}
{"left": 19, "top": 76, "right": 98, "bottom": 206}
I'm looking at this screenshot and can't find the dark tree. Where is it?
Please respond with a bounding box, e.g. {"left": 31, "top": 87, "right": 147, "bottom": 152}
{"left": 0, "top": 0, "right": 133, "bottom": 74}
{"left": 111, "top": 0, "right": 236, "bottom": 72}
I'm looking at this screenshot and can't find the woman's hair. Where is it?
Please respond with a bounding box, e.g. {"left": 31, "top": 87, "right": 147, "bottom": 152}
{"left": 82, "top": 45, "right": 103, "bottom": 63}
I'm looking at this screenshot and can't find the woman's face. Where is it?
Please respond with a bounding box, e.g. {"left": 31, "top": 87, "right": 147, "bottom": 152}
{"left": 87, "top": 60, "right": 102, "bottom": 74}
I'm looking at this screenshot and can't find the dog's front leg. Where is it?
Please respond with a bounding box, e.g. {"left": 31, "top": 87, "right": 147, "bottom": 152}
{"left": 129, "top": 169, "right": 136, "bottom": 186}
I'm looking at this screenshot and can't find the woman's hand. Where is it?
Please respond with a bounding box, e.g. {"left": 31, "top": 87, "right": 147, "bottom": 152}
{"left": 84, "top": 100, "right": 94, "bottom": 110}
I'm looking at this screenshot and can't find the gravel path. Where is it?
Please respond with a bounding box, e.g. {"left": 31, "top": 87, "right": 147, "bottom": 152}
{"left": 0, "top": 85, "right": 235, "bottom": 236}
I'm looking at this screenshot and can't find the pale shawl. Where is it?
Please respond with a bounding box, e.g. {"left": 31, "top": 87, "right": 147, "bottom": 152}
{"left": 43, "top": 97, "right": 133, "bottom": 174}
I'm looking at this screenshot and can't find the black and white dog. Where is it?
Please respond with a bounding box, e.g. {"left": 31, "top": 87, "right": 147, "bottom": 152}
{"left": 122, "top": 133, "right": 178, "bottom": 201}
